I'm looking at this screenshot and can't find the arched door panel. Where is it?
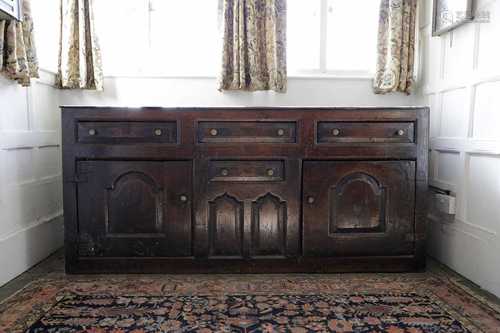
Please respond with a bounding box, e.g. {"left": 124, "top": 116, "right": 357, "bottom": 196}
{"left": 303, "top": 161, "right": 415, "bottom": 257}
{"left": 76, "top": 161, "right": 192, "bottom": 257}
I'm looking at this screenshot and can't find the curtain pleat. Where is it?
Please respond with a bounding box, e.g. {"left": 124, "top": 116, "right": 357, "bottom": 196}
{"left": 218, "top": 0, "right": 287, "bottom": 92}
{"left": 0, "top": 0, "right": 39, "bottom": 86}
{"left": 57, "top": 0, "right": 103, "bottom": 91}
{"left": 373, "top": 0, "right": 417, "bottom": 95}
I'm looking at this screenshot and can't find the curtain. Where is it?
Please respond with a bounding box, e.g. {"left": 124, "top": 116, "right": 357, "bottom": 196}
{"left": 218, "top": 0, "right": 287, "bottom": 92}
{"left": 57, "top": 0, "right": 103, "bottom": 91}
{"left": 0, "top": 0, "right": 39, "bottom": 86}
{"left": 373, "top": 0, "right": 417, "bottom": 95}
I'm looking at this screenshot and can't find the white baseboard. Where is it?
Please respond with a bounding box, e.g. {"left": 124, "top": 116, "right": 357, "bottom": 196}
{"left": 0, "top": 215, "right": 64, "bottom": 287}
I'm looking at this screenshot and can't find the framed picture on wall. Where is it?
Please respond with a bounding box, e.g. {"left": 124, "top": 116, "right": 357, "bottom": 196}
{"left": 433, "top": 0, "right": 474, "bottom": 36}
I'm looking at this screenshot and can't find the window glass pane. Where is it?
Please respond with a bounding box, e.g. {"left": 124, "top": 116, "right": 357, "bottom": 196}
{"left": 149, "top": 0, "right": 219, "bottom": 76}
{"left": 287, "top": 0, "right": 321, "bottom": 73}
{"left": 31, "top": 0, "right": 60, "bottom": 72}
{"left": 95, "top": 0, "right": 149, "bottom": 75}
{"left": 326, "top": 0, "right": 379, "bottom": 72}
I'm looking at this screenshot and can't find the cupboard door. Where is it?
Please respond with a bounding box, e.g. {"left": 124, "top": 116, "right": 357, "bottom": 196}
{"left": 303, "top": 161, "right": 415, "bottom": 257}
{"left": 195, "top": 159, "right": 300, "bottom": 259}
{"left": 76, "top": 161, "right": 192, "bottom": 257}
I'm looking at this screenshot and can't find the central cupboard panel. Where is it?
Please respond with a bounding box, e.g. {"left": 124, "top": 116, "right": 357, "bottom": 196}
{"left": 194, "top": 159, "right": 301, "bottom": 259}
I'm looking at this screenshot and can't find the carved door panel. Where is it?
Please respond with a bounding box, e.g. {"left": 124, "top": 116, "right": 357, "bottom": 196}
{"left": 303, "top": 161, "right": 415, "bottom": 256}
{"left": 208, "top": 193, "right": 245, "bottom": 257}
{"left": 195, "top": 160, "right": 300, "bottom": 259}
{"left": 76, "top": 161, "right": 192, "bottom": 257}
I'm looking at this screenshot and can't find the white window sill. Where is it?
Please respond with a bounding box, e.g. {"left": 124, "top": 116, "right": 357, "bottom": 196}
{"left": 38, "top": 67, "right": 375, "bottom": 81}
{"left": 289, "top": 73, "right": 374, "bottom": 80}
{"left": 100, "top": 73, "right": 374, "bottom": 80}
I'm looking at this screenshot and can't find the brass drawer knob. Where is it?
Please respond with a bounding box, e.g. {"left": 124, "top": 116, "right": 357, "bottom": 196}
{"left": 266, "top": 169, "right": 275, "bottom": 176}
{"left": 88, "top": 129, "right": 97, "bottom": 136}
{"left": 221, "top": 169, "right": 229, "bottom": 176}
{"left": 332, "top": 128, "right": 340, "bottom": 136}
{"left": 307, "top": 196, "right": 315, "bottom": 204}
{"left": 154, "top": 128, "right": 163, "bottom": 136}
{"left": 277, "top": 129, "right": 285, "bottom": 136}
{"left": 180, "top": 195, "right": 188, "bottom": 202}
{"left": 209, "top": 129, "right": 218, "bottom": 136}
{"left": 397, "top": 129, "right": 405, "bottom": 136}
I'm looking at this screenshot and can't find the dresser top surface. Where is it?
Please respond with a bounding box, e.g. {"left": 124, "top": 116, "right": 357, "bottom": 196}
{"left": 61, "top": 106, "right": 429, "bottom": 112}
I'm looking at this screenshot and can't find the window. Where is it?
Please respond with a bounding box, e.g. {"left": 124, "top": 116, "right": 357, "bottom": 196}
{"left": 288, "top": 0, "right": 379, "bottom": 76}
{"left": 94, "top": 0, "right": 220, "bottom": 77}
{"left": 31, "top": 0, "right": 60, "bottom": 72}
{"left": 95, "top": 0, "right": 379, "bottom": 77}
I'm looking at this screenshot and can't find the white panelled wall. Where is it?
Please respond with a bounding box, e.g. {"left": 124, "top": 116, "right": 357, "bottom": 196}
{"left": 420, "top": 0, "right": 500, "bottom": 296}
{"left": 0, "top": 70, "right": 64, "bottom": 286}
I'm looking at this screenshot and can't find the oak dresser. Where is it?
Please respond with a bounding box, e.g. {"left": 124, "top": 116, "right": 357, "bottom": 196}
{"left": 62, "top": 107, "right": 429, "bottom": 273}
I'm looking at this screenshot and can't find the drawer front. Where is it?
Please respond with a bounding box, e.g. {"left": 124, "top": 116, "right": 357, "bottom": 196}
{"left": 208, "top": 161, "right": 284, "bottom": 182}
{"left": 317, "top": 122, "right": 414, "bottom": 143}
{"left": 198, "top": 121, "right": 296, "bottom": 143}
{"left": 77, "top": 121, "right": 177, "bottom": 144}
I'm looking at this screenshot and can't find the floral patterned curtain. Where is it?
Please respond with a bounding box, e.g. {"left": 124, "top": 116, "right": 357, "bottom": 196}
{"left": 57, "top": 0, "right": 103, "bottom": 91}
{"left": 218, "top": 0, "right": 287, "bottom": 92}
{"left": 0, "top": 0, "right": 39, "bottom": 86}
{"left": 373, "top": 0, "right": 417, "bottom": 95}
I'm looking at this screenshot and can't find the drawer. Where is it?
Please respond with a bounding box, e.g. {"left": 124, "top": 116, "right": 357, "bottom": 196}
{"left": 77, "top": 121, "right": 177, "bottom": 144}
{"left": 317, "top": 122, "right": 414, "bottom": 143}
{"left": 198, "top": 121, "right": 296, "bottom": 143}
{"left": 208, "top": 161, "right": 284, "bottom": 182}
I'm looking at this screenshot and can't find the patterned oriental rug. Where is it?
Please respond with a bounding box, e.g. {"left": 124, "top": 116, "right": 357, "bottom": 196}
{"left": 1, "top": 273, "right": 500, "bottom": 332}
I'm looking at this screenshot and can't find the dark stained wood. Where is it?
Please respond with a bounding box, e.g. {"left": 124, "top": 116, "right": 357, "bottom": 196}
{"left": 198, "top": 121, "right": 297, "bottom": 143}
{"left": 72, "top": 256, "right": 419, "bottom": 274}
{"left": 76, "top": 161, "right": 192, "bottom": 257}
{"left": 208, "top": 193, "right": 244, "bottom": 258}
{"left": 62, "top": 106, "right": 429, "bottom": 273}
{"left": 208, "top": 160, "right": 284, "bottom": 182}
{"left": 302, "top": 161, "right": 415, "bottom": 257}
{"left": 77, "top": 121, "right": 177, "bottom": 144}
{"left": 251, "top": 193, "right": 287, "bottom": 257}
{"left": 317, "top": 121, "right": 414, "bottom": 143}
{"left": 194, "top": 158, "right": 300, "bottom": 260}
